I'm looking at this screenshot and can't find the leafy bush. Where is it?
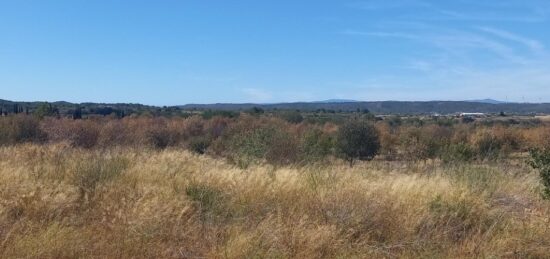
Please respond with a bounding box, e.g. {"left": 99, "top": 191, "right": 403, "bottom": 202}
{"left": 188, "top": 137, "right": 210, "bottom": 155}
{"left": 226, "top": 122, "right": 300, "bottom": 167}
{"left": 33, "top": 102, "right": 58, "bottom": 118}
{"left": 300, "top": 128, "right": 334, "bottom": 163}
{"left": 201, "top": 110, "right": 238, "bottom": 119}
{"left": 336, "top": 119, "right": 380, "bottom": 166}
{"left": 279, "top": 110, "right": 304, "bottom": 124}
{"left": 246, "top": 107, "right": 264, "bottom": 115}
{"left": 471, "top": 130, "right": 503, "bottom": 161}
{"left": 529, "top": 149, "right": 550, "bottom": 199}
{"left": 146, "top": 123, "right": 174, "bottom": 149}
{"left": 441, "top": 143, "right": 476, "bottom": 163}
{"left": 375, "top": 123, "right": 399, "bottom": 160}
{"left": 98, "top": 120, "right": 131, "bottom": 147}
{"left": 70, "top": 120, "right": 100, "bottom": 148}
{"left": 400, "top": 125, "right": 451, "bottom": 161}
{"left": 400, "top": 127, "right": 432, "bottom": 161}
{"left": 0, "top": 115, "right": 46, "bottom": 145}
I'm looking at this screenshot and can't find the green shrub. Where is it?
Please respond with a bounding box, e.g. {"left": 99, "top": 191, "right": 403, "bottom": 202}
{"left": 0, "top": 115, "right": 46, "bottom": 145}
{"left": 336, "top": 119, "right": 380, "bottom": 166}
{"left": 279, "top": 110, "right": 304, "bottom": 124}
{"left": 300, "top": 128, "right": 334, "bottom": 163}
{"left": 33, "top": 102, "right": 58, "bottom": 118}
{"left": 400, "top": 127, "right": 431, "bottom": 161}
{"left": 188, "top": 137, "right": 210, "bottom": 155}
{"left": 441, "top": 143, "right": 475, "bottom": 163}
{"left": 529, "top": 148, "right": 550, "bottom": 199}
{"left": 472, "top": 130, "right": 503, "bottom": 161}
{"left": 245, "top": 107, "right": 264, "bottom": 115}
{"left": 201, "top": 110, "right": 238, "bottom": 119}
{"left": 227, "top": 125, "right": 299, "bottom": 167}
{"left": 146, "top": 126, "right": 172, "bottom": 149}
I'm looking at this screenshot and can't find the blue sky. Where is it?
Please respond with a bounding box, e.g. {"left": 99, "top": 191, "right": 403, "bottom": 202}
{"left": 1, "top": 0, "right": 550, "bottom": 105}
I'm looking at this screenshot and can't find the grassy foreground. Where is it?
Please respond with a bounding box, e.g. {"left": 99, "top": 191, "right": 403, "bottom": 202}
{"left": 1, "top": 145, "right": 550, "bottom": 258}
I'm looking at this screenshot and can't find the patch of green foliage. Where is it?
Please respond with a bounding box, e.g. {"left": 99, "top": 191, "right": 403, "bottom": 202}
{"left": 529, "top": 149, "right": 550, "bottom": 199}
{"left": 336, "top": 119, "right": 380, "bottom": 166}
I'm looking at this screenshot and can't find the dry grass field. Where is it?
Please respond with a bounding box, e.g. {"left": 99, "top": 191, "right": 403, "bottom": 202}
{"left": 1, "top": 144, "right": 549, "bottom": 258}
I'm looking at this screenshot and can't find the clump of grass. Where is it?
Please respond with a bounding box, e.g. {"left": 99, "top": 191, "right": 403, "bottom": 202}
{"left": 70, "top": 155, "right": 128, "bottom": 204}
{"left": 419, "top": 192, "right": 500, "bottom": 243}
{"left": 1, "top": 223, "right": 86, "bottom": 258}
{"left": 185, "top": 182, "right": 231, "bottom": 222}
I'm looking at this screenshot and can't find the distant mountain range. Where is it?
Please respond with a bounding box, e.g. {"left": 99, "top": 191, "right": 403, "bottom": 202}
{"left": 2, "top": 98, "right": 549, "bottom": 115}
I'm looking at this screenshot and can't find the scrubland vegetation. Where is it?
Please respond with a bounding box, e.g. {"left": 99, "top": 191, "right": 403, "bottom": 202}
{"left": 1, "top": 112, "right": 550, "bottom": 258}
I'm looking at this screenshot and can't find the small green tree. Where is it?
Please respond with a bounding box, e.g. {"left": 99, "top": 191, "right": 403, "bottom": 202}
{"left": 529, "top": 149, "right": 550, "bottom": 199}
{"left": 300, "top": 128, "right": 334, "bottom": 163}
{"left": 34, "top": 102, "right": 57, "bottom": 118}
{"left": 246, "top": 107, "right": 264, "bottom": 115}
{"left": 337, "top": 119, "right": 380, "bottom": 166}
{"left": 279, "top": 110, "right": 303, "bottom": 124}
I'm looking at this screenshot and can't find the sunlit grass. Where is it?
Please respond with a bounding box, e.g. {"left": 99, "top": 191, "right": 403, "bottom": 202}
{"left": 1, "top": 144, "right": 549, "bottom": 258}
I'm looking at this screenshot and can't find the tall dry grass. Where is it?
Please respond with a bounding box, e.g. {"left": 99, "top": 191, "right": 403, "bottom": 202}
{"left": 1, "top": 144, "right": 549, "bottom": 258}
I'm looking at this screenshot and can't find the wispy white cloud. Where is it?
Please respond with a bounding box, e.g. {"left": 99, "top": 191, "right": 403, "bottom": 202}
{"left": 344, "top": 27, "right": 530, "bottom": 64}
{"left": 350, "top": 0, "right": 550, "bottom": 23}
{"left": 341, "top": 28, "right": 550, "bottom": 101}
{"left": 334, "top": 64, "right": 550, "bottom": 102}
{"left": 341, "top": 1, "right": 550, "bottom": 102}
{"left": 477, "top": 26, "right": 545, "bottom": 54}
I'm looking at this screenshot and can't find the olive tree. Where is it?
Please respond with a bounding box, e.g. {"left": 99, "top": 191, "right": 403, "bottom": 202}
{"left": 337, "top": 119, "right": 380, "bottom": 166}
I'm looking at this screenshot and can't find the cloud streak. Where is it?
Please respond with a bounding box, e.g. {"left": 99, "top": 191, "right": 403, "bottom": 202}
{"left": 341, "top": 1, "right": 550, "bottom": 102}
{"left": 477, "top": 26, "right": 545, "bottom": 54}
{"left": 350, "top": 0, "right": 550, "bottom": 23}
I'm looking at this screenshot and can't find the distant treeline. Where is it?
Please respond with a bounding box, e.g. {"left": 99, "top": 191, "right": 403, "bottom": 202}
{"left": 2, "top": 99, "right": 550, "bottom": 116}
{"left": 0, "top": 99, "right": 182, "bottom": 118}
{"left": 181, "top": 101, "right": 550, "bottom": 115}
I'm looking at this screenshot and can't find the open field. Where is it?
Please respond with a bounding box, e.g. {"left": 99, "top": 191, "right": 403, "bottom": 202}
{"left": 1, "top": 114, "right": 550, "bottom": 258}
{"left": 1, "top": 144, "right": 550, "bottom": 258}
